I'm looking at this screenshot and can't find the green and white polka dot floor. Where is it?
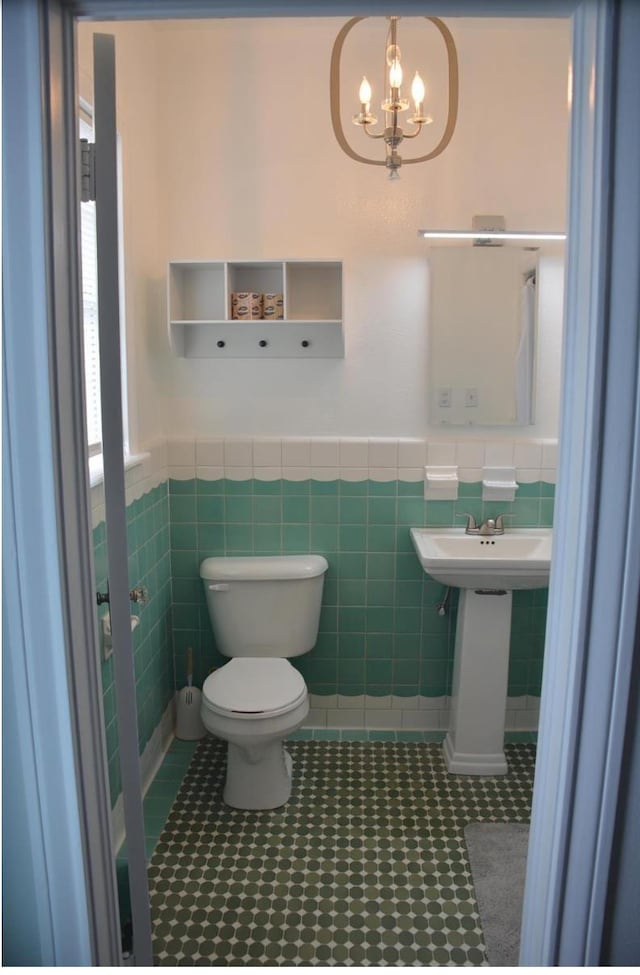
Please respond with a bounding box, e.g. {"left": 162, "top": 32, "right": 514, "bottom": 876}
{"left": 146, "top": 736, "right": 535, "bottom": 966}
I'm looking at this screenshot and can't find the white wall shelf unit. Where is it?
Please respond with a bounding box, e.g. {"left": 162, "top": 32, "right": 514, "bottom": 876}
{"left": 168, "top": 260, "right": 343, "bottom": 358}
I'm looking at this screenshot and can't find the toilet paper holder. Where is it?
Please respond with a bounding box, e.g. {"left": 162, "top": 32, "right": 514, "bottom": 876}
{"left": 101, "top": 613, "right": 140, "bottom": 661}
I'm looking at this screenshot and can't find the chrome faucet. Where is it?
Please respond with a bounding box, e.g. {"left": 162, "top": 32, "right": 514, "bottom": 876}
{"left": 457, "top": 513, "right": 510, "bottom": 535}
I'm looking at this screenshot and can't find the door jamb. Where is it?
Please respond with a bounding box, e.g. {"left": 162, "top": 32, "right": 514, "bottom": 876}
{"left": 35, "top": 0, "right": 640, "bottom": 965}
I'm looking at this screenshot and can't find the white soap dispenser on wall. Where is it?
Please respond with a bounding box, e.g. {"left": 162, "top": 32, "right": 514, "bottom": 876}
{"left": 482, "top": 466, "right": 519, "bottom": 502}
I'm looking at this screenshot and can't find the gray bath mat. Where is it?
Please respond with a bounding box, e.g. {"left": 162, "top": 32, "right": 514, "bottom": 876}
{"left": 464, "top": 822, "right": 530, "bottom": 967}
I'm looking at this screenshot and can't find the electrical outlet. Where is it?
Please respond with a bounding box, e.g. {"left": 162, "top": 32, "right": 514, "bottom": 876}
{"left": 438, "top": 387, "right": 452, "bottom": 408}
{"left": 465, "top": 388, "right": 479, "bottom": 408}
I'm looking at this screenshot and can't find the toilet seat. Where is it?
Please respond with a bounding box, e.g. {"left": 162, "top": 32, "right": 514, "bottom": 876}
{"left": 202, "top": 658, "right": 307, "bottom": 720}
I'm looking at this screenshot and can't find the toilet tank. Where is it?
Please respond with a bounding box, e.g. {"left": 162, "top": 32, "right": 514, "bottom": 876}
{"left": 200, "top": 555, "right": 328, "bottom": 658}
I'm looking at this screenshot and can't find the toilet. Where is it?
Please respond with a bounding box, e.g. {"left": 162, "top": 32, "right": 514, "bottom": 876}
{"left": 199, "top": 554, "right": 328, "bottom": 810}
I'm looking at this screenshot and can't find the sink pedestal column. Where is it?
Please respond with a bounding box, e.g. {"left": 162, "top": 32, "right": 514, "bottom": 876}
{"left": 443, "top": 588, "right": 512, "bottom": 775}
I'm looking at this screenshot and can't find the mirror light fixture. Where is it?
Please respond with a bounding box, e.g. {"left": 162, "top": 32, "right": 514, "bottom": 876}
{"left": 330, "top": 16, "right": 459, "bottom": 180}
{"left": 418, "top": 215, "right": 567, "bottom": 245}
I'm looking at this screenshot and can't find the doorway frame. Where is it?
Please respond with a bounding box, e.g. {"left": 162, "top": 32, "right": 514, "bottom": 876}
{"left": 4, "top": 0, "right": 640, "bottom": 965}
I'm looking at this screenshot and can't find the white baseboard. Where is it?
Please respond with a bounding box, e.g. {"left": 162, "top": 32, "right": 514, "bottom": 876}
{"left": 304, "top": 694, "right": 540, "bottom": 733}
{"left": 112, "top": 698, "right": 176, "bottom": 855}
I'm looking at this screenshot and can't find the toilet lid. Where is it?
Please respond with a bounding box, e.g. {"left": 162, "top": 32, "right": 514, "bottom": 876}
{"left": 202, "top": 658, "right": 307, "bottom": 719}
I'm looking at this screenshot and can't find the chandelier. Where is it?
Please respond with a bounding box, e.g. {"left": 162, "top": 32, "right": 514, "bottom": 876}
{"left": 330, "top": 16, "right": 459, "bottom": 180}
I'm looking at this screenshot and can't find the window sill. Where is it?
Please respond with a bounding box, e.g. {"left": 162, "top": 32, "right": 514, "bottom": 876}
{"left": 89, "top": 451, "right": 150, "bottom": 489}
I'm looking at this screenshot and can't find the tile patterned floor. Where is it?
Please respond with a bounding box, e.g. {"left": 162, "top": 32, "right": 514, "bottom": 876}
{"left": 147, "top": 736, "right": 536, "bottom": 966}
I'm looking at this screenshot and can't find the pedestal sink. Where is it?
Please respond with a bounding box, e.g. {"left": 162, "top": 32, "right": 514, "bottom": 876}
{"left": 410, "top": 527, "right": 552, "bottom": 775}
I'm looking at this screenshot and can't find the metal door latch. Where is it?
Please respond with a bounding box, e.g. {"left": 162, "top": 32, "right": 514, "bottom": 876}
{"left": 96, "top": 584, "right": 149, "bottom": 606}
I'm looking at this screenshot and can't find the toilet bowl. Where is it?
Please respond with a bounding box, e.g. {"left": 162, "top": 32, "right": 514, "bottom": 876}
{"left": 199, "top": 554, "right": 327, "bottom": 810}
{"left": 201, "top": 658, "right": 309, "bottom": 809}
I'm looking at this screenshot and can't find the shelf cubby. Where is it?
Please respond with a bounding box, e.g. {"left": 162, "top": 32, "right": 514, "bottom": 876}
{"left": 286, "top": 261, "right": 342, "bottom": 321}
{"left": 167, "top": 259, "right": 343, "bottom": 358}
{"left": 169, "top": 262, "right": 226, "bottom": 322}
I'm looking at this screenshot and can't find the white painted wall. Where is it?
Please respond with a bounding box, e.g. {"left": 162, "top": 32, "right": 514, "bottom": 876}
{"left": 80, "top": 16, "right": 569, "bottom": 444}
{"left": 77, "top": 21, "right": 166, "bottom": 451}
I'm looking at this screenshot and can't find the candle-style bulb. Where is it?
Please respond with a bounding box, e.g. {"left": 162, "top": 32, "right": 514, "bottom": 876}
{"left": 411, "top": 71, "right": 425, "bottom": 107}
{"left": 389, "top": 58, "right": 403, "bottom": 90}
{"left": 359, "top": 76, "right": 372, "bottom": 107}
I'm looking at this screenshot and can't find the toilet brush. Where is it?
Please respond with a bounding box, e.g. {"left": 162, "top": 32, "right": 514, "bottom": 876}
{"left": 175, "top": 647, "right": 206, "bottom": 740}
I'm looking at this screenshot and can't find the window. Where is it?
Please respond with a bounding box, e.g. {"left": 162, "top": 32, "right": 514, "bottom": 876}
{"left": 79, "top": 103, "right": 129, "bottom": 480}
{"left": 79, "top": 113, "right": 102, "bottom": 456}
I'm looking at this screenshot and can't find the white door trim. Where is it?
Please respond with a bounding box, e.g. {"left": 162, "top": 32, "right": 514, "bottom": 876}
{"left": 92, "top": 31, "right": 154, "bottom": 964}
{"left": 2, "top": 0, "right": 119, "bottom": 964}
{"left": 523, "top": 0, "right": 640, "bottom": 962}
{"left": 5, "top": 0, "right": 639, "bottom": 965}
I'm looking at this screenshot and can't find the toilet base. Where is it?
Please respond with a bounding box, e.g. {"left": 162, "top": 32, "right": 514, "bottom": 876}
{"left": 223, "top": 740, "right": 295, "bottom": 810}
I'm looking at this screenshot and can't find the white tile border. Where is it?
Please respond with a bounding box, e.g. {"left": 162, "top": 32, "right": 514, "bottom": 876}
{"left": 339, "top": 438, "right": 369, "bottom": 468}
{"left": 224, "top": 438, "right": 253, "bottom": 468}
{"left": 310, "top": 693, "right": 338, "bottom": 709}
{"left": 368, "top": 438, "right": 398, "bottom": 468}
{"left": 196, "top": 465, "right": 224, "bottom": 481}
{"left": 196, "top": 438, "right": 224, "bottom": 466}
{"left": 310, "top": 438, "right": 339, "bottom": 467}
{"left": 112, "top": 698, "right": 175, "bottom": 855}
{"left": 326, "top": 708, "right": 366, "bottom": 728}
{"left": 282, "top": 438, "right": 311, "bottom": 466}
{"left": 456, "top": 442, "right": 485, "bottom": 469}
{"left": 398, "top": 467, "right": 424, "bottom": 483}
{"left": 167, "top": 464, "right": 193, "bottom": 481}
{"left": 252, "top": 438, "right": 282, "bottom": 467}
{"left": 515, "top": 442, "right": 543, "bottom": 469}
{"left": 90, "top": 434, "right": 558, "bottom": 531}
{"left": 166, "top": 436, "right": 558, "bottom": 484}
{"left": 91, "top": 439, "right": 169, "bottom": 529}
{"left": 167, "top": 439, "right": 195, "bottom": 467}
{"left": 427, "top": 442, "right": 456, "bottom": 467}
{"left": 364, "top": 709, "right": 398, "bottom": 730}
{"left": 398, "top": 439, "right": 427, "bottom": 468}
{"left": 283, "top": 466, "right": 312, "bottom": 481}
{"left": 311, "top": 466, "right": 339, "bottom": 481}
{"left": 302, "top": 695, "right": 540, "bottom": 733}
{"left": 369, "top": 466, "right": 397, "bottom": 482}
{"left": 484, "top": 441, "right": 515, "bottom": 467}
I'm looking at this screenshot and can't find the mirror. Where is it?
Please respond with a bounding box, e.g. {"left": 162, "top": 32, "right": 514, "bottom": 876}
{"left": 428, "top": 246, "right": 552, "bottom": 426}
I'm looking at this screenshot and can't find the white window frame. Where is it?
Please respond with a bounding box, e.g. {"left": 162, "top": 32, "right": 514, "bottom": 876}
{"left": 78, "top": 97, "right": 130, "bottom": 485}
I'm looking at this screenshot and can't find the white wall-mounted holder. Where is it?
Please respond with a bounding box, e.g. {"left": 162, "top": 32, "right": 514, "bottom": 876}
{"left": 482, "top": 466, "right": 518, "bottom": 501}
{"left": 101, "top": 613, "right": 140, "bottom": 661}
{"left": 425, "top": 465, "right": 459, "bottom": 500}
{"left": 167, "top": 260, "right": 344, "bottom": 358}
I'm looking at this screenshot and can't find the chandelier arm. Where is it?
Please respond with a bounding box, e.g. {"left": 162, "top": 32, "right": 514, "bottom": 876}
{"left": 330, "top": 16, "right": 386, "bottom": 166}
{"left": 363, "top": 125, "right": 387, "bottom": 140}
{"left": 402, "top": 123, "right": 424, "bottom": 140}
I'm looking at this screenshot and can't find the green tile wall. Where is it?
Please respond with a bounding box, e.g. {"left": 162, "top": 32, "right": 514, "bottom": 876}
{"left": 92, "top": 475, "right": 551, "bottom": 811}
{"left": 169, "top": 477, "right": 553, "bottom": 701}
{"left": 94, "top": 483, "right": 173, "bottom": 807}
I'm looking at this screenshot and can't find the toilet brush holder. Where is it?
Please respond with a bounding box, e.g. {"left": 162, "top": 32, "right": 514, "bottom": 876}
{"left": 175, "top": 648, "right": 207, "bottom": 741}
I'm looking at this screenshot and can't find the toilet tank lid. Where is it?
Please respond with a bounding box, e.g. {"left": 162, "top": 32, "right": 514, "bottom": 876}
{"left": 200, "top": 554, "right": 328, "bottom": 582}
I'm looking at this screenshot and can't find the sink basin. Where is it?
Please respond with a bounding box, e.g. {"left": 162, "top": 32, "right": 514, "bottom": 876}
{"left": 410, "top": 527, "right": 552, "bottom": 590}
